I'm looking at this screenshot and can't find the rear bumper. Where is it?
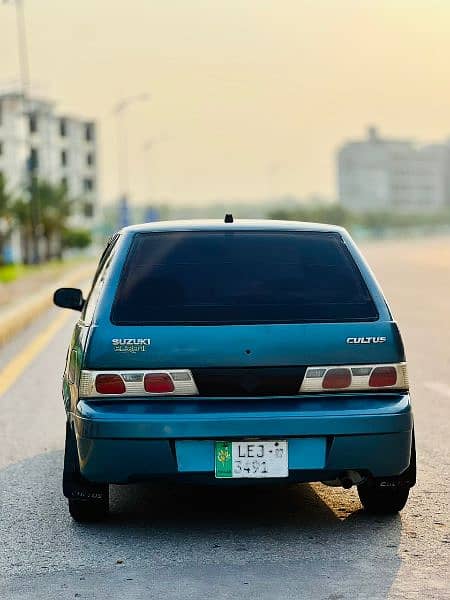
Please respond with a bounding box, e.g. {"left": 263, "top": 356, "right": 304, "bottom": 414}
{"left": 72, "top": 393, "right": 413, "bottom": 483}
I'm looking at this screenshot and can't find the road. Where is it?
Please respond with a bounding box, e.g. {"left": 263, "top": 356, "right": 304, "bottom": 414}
{"left": 0, "top": 237, "right": 449, "bottom": 600}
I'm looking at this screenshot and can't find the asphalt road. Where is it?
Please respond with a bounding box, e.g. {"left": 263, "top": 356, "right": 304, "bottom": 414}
{"left": 0, "top": 238, "right": 449, "bottom": 600}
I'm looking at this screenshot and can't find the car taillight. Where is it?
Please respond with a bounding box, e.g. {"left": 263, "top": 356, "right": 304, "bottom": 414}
{"left": 144, "top": 373, "right": 175, "bottom": 393}
{"left": 95, "top": 374, "right": 126, "bottom": 395}
{"left": 79, "top": 369, "right": 198, "bottom": 398}
{"left": 300, "top": 363, "right": 408, "bottom": 392}
{"left": 322, "top": 368, "right": 352, "bottom": 389}
{"left": 369, "top": 366, "right": 397, "bottom": 388}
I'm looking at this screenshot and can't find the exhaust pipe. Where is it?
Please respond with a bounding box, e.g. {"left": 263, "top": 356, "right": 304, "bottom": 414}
{"left": 322, "top": 470, "right": 364, "bottom": 488}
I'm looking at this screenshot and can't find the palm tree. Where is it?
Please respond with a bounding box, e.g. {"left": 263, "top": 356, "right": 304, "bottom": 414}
{"left": 12, "top": 179, "right": 72, "bottom": 263}
{"left": 12, "top": 196, "right": 33, "bottom": 264}
{"left": 0, "top": 173, "right": 14, "bottom": 265}
{"left": 37, "top": 180, "right": 72, "bottom": 260}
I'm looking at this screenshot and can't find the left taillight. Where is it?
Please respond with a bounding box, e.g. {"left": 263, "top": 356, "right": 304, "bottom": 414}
{"left": 95, "top": 374, "right": 126, "bottom": 395}
{"left": 79, "top": 369, "right": 198, "bottom": 398}
{"left": 300, "top": 363, "right": 408, "bottom": 392}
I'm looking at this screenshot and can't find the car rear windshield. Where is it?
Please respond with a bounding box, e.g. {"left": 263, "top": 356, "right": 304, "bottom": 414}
{"left": 111, "top": 231, "right": 378, "bottom": 325}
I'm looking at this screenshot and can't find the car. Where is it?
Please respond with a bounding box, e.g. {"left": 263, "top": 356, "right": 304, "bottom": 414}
{"left": 54, "top": 217, "right": 416, "bottom": 522}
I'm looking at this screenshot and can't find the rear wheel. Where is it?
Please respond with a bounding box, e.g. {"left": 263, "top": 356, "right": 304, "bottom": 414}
{"left": 358, "top": 432, "right": 416, "bottom": 514}
{"left": 68, "top": 495, "right": 109, "bottom": 523}
{"left": 357, "top": 483, "right": 410, "bottom": 514}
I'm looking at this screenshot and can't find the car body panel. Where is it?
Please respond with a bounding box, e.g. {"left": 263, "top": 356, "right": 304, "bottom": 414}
{"left": 84, "top": 321, "right": 404, "bottom": 370}
{"left": 74, "top": 393, "right": 411, "bottom": 439}
{"left": 77, "top": 433, "right": 412, "bottom": 484}
{"left": 60, "top": 220, "right": 414, "bottom": 487}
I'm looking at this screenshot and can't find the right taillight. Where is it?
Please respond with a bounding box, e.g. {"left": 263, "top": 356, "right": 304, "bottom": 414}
{"left": 144, "top": 373, "right": 175, "bottom": 393}
{"left": 369, "top": 366, "right": 397, "bottom": 388}
{"left": 322, "top": 368, "right": 352, "bottom": 389}
{"left": 300, "top": 363, "right": 408, "bottom": 392}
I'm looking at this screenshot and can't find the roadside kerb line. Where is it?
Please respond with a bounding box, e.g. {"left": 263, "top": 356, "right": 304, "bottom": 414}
{"left": 0, "top": 262, "right": 94, "bottom": 348}
{"left": 0, "top": 310, "right": 73, "bottom": 398}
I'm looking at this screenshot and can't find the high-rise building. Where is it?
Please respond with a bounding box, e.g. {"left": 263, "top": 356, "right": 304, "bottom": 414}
{"left": 0, "top": 92, "right": 98, "bottom": 226}
{"left": 337, "top": 127, "right": 450, "bottom": 213}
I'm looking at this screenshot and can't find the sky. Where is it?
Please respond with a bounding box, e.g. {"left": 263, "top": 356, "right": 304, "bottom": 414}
{"left": 1, "top": 0, "right": 450, "bottom": 206}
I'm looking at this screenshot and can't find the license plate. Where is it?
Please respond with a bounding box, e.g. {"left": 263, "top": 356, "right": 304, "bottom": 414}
{"left": 215, "top": 440, "right": 288, "bottom": 478}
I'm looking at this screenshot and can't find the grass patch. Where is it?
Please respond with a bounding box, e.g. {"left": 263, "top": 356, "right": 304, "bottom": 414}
{"left": 0, "top": 260, "right": 71, "bottom": 285}
{"left": 0, "top": 264, "right": 27, "bottom": 284}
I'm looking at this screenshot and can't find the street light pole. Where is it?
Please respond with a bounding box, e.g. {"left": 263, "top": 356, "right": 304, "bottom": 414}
{"left": 142, "top": 139, "right": 155, "bottom": 201}
{"left": 113, "top": 93, "right": 150, "bottom": 202}
{"left": 116, "top": 107, "right": 128, "bottom": 201}
{"left": 5, "top": 0, "right": 40, "bottom": 262}
{"left": 14, "top": 0, "right": 31, "bottom": 96}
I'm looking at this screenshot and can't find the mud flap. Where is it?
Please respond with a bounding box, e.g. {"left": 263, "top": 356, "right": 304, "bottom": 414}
{"left": 368, "top": 432, "right": 416, "bottom": 490}
{"left": 63, "top": 421, "right": 108, "bottom": 500}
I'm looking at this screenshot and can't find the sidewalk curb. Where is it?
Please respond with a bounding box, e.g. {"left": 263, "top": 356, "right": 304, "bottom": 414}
{"left": 0, "top": 263, "right": 94, "bottom": 348}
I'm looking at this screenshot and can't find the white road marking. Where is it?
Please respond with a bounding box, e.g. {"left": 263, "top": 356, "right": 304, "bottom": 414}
{"left": 424, "top": 381, "right": 450, "bottom": 399}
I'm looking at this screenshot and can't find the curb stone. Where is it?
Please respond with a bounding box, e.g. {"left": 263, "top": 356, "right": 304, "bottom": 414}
{"left": 0, "top": 263, "right": 94, "bottom": 348}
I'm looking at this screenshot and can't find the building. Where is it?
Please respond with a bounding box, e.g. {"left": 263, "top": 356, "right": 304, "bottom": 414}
{"left": 0, "top": 92, "right": 98, "bottom": 226}
{"left": 337, "top": 127, "right": 450, "bottom": 213}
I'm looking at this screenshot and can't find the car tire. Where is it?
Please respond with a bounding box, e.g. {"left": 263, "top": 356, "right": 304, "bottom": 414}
{"left": 68, "top": 496, "right": 109, "bottom": 523}
{"left": 357, "top": 483, "right": 410, "bottom": 514}
{"left": 358, "top": 432, "right": 416, "bottom": 514}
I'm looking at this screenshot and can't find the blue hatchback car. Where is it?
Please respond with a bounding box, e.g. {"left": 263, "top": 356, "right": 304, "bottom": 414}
{"left": 54, "top": 218, "right": 415, "bottom": 521}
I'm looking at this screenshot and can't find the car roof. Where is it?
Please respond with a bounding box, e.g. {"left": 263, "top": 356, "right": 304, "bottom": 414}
{"left": 120, "top": 219, "right": 347, "bottom": 235}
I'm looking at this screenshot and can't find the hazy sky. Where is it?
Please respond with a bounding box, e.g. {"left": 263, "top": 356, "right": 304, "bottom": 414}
{"left": 1, "top": 0, "right": 450, "bottom": 206}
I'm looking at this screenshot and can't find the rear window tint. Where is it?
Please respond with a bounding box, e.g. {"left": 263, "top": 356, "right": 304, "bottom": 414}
{"left": 111, "top": 231, "right": 378, "bottom": 325}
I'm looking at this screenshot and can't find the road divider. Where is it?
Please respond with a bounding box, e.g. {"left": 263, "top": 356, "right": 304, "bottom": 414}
{"left": 0, "top": 262, "right": 94, "bottom": 348}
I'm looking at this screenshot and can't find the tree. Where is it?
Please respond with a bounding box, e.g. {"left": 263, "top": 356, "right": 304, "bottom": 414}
{"left": 35, "top": 180, "right": 72, "bottom": 260}
{"left": 11, "top": 179, "right": 72, "bottom": 263}
{"left": 268, "top": 204, "right": 354, "bottom": 228}
{"left": 12, "top": 196, "right": 33, "bottom": 264}
{"left": 267, "top": 202, "right": 450, "bottom": 233}
{"left": 62, "top": 227, "right": 92, "bottom": 250}
{"left": 0, "top": 173, "right": 14, "bottom": 264}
